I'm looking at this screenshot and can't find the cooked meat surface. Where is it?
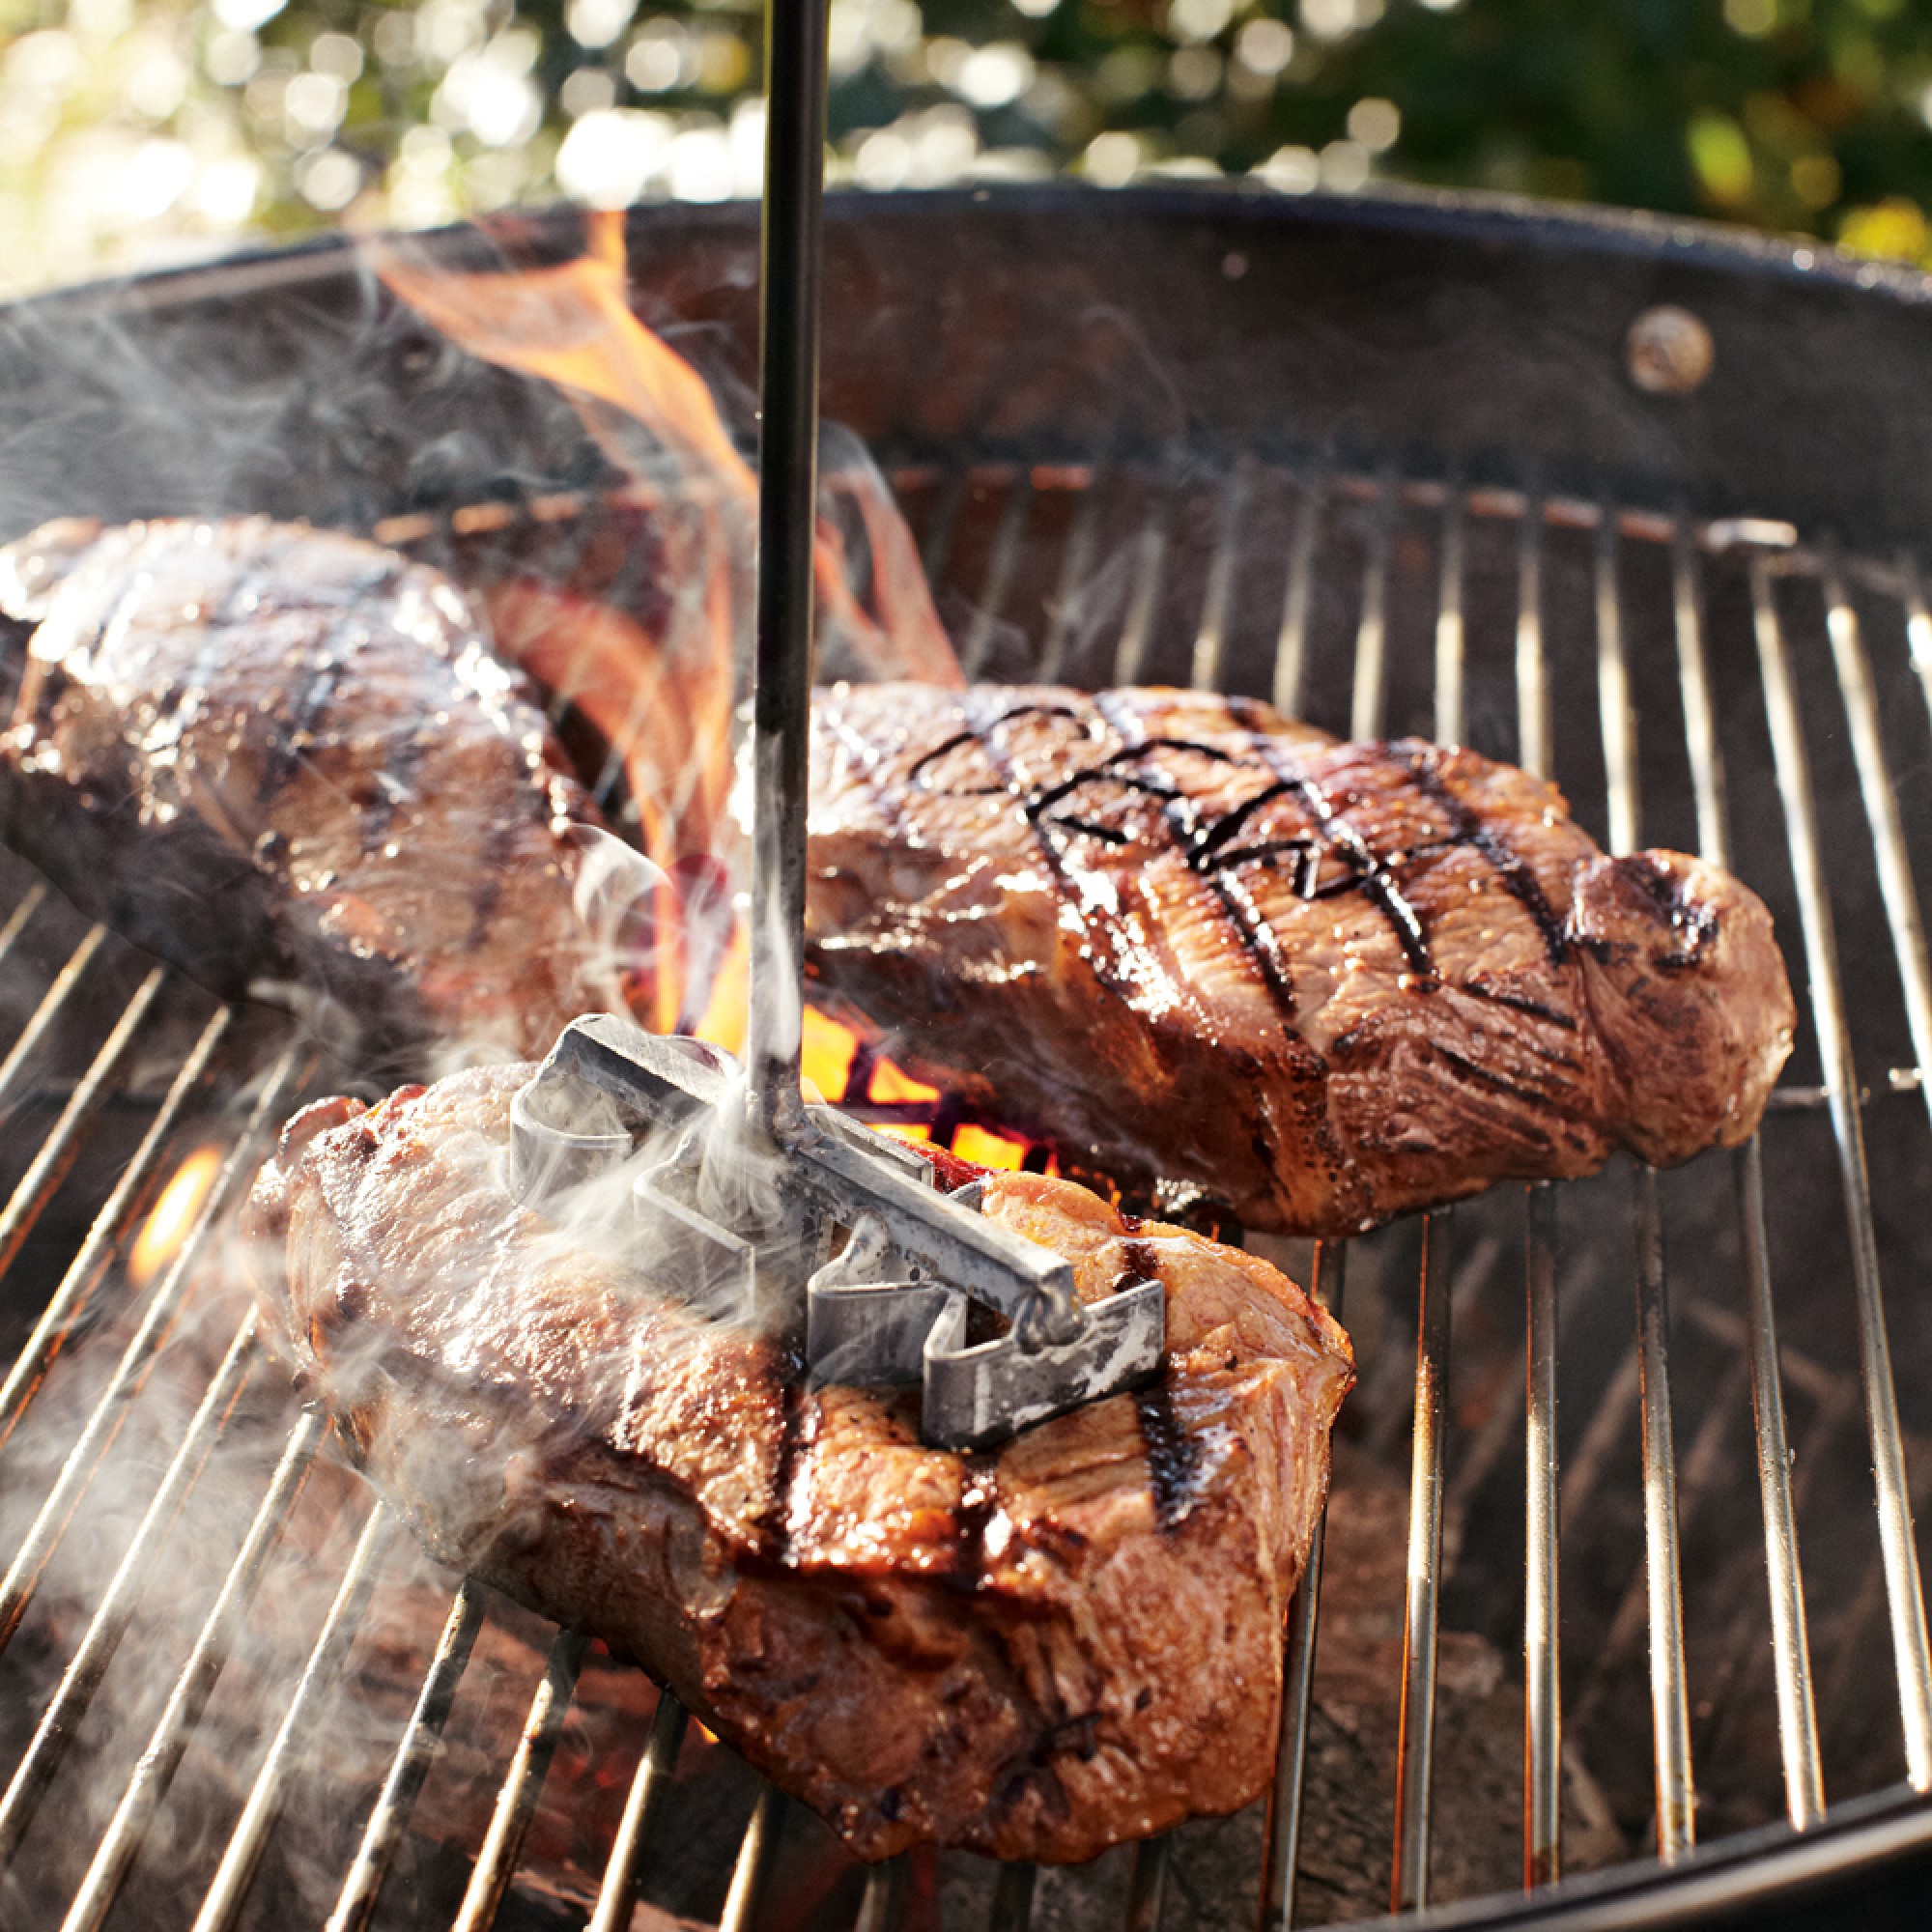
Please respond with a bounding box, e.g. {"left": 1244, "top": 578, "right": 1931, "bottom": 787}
{"left": 0, "top": 516, "right": 617, "bottom": 1062}
{"left": 244, "top": 1062, "right": 1354, "bottom": 1862}
{"left": 805, "top": 684, "right": 1796, "bottom": 1235}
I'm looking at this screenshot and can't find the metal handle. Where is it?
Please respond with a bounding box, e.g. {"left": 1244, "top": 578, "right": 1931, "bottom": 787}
{"left": 746, "top": 0, "right": 831, "bottom": 1143}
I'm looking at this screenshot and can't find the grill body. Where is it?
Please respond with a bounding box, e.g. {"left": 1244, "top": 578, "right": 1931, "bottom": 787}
{"left": 0, "top": 185, "right": 1930, "bottom": 1929}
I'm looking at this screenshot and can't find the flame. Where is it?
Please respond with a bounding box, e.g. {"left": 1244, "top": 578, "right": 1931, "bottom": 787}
{"left": 128, "top": 1144, "right": 223, "bottom": 1289}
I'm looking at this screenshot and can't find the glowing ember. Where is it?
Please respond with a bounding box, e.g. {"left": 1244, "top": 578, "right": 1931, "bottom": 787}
{"left": 128, "top": 1143, "right": 222, "bottom": 1289}
{"left": 950, "top": 1124, "right": 1029, "bottom": 1172}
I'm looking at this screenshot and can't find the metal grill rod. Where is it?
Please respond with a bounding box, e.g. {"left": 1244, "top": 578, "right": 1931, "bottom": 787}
{"left": 1523, "top": 1184, "right": 1561, "bottom": 1887}
{"left": 962, "top": 473, "right": 1033, "bottom": 678}
{"left": 1190, "top": 454, "right": 1250, "bottom": 696}
{"left": 0, "top": 1042, "right": 299, "bottom": 1653}
{"left": 1258, "top": 1241, "right": 1346, "bottom": 1932}
{"left": 1820, "top": 546, "right": 1932, "bottom": 1143}
{"left": 0, "top": 1311, "right": 258, "bottom": 1865}
{"left": 0, "top": 1042, "right": 300, "bottom": 1654}
{"left": 454, "top": 1627, "right": 589, "bottom": 1932}
{"left": 586, "top": 1690, "right": 690, "bottom": 1932}
{"left": 1749, "top": 552, "right": 1932, "bottom": 1790}
{"left": 0, "top": 923, "right": 106, "bottom": 1118}
{"left": 1350, "top": 470, "right": 1395, "bottom": 744}
{"left": 0, "top": 965, "right": 162, "bottom": 1286}
{"left": 1271, "top": 470, "right": 1322, "bottom": 721}
{"left": 1392, "top": 1211, "right": 1452, "bottom": 1913}
{"left": 0, "top": 1002, "right": 229, "bottom": 1451}
{"left": 62, "top": 1406, "right": 327, "bottom": 1932}
{"left": 1112, "top": 471, "right": 1169, "bottom": 686}
{"left": 1515, "top": 499, "right": 1549, "bottom": 781}
{"left": 327, "top": 1580, "right": 488, "bottom": 1932}
{"left": 191, "top": 1505, "right": 395, "bottom": 1932}
{"left": 719, "top": 1782, "right": 785, "bottom": 1932}
{"left": 1672, "top": 524, "right": 1823, "bottom": 1833}
{"left": 1434, "top": 487, "right": 1466, "bottom": 748}
{"left": 1037, "top": 476, "right": 1100, "bottom": 684}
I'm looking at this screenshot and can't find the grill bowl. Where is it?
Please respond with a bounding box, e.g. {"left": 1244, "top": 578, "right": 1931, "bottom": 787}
{"left": 1, "top": 185, "right": 1931, "bottom": 1930}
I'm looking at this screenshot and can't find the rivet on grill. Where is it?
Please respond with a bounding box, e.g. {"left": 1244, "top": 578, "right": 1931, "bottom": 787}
{"left": 1626, "top": 305, "right": 1716, "bottom": 396}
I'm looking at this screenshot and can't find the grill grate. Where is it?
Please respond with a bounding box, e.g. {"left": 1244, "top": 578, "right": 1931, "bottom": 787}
{"left": 0, "top": 451, "right": 1930, "bottom": 1931}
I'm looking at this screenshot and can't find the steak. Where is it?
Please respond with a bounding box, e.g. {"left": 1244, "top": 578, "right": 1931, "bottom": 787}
{"left": 805, "top": 683, "right": 1796, "bottom": 1235}
{"left": 244, "top": 1062, "right": 1354, "bottom": 1862}
{"left": 0, "top": 516, "right": 621, "bottom": 1063}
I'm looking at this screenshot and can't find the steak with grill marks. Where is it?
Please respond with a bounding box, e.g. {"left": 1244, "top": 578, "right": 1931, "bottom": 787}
{"left": 0, "top": 516, "right": 619, "bottom": 1063}
{"left": 805, "top": 683, "right": 1796, "bottom": 1236}
{"left": 244, "top": 1061, "right": 1355, "bottom": 1863}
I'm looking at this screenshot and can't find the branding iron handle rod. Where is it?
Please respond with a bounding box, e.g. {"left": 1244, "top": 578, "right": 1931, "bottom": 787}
{"left": 747, "top": 0, "right": 831, "bottom": 1144}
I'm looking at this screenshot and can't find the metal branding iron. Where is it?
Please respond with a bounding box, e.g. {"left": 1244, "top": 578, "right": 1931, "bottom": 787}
{"left": 507, "top": 0, "right": 1163, "bottom": 1450}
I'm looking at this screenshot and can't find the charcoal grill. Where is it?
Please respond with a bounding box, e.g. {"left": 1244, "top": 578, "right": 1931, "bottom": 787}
{"left": 3, "top": 175, "right": 1932, "bottom": 1932}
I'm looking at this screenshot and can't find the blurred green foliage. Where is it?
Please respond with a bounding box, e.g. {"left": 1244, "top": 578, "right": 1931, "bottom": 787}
{"left": 5, "top": 0, "right": 1932, "bottom": 298}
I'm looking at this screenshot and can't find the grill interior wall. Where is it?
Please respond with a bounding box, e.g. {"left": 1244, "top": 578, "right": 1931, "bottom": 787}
{"left": 2, "top": 231, "right": 1932, "bottom": 1927}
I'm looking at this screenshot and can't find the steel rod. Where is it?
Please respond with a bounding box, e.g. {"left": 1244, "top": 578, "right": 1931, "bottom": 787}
{"left": 0, "top": 1003, "right": 230, "bottom": 1453}
{"left": 988, "top": 1861, "right": 1037, "bottom": 1932}
{"left": 327, "top": 1581, "right": 488, "bottom": 1932}
{"left": 1272, "top": 471, "right": 1323, "bottom": 720}
{"left": 1634, "top": 1165, "right": 1695, "bottom": 1861}
{"left": 745, "top": 0, "right": 831, "bottom": 1140}
{"left": 0, "top": 1311, "right": 258, "bottom": 1866}
{"left": 1392, "top": 1211, "right": 1452, "bottom": 1912}
{"left": 1735, "top": 1137, "right": 1826, "bottom": 1828}
{"left": 920, "top": 467, "right": 969, "bottom": 585}
{"left": 1112, "top": 479, "right": 1170, "bottom": 688}
{"left": 1678, "top": 530, "right": 1823, "bottom": 1814}
{"left": 1038, "top": 479, "right": 1101, "bottom": 684}
{"left": 854, "top": 1857, "right": 903, "bottom": 1932}
{"left": 453, "top": 1627, "right": 590, "bottom": 1932}
{"left": 719, "top": 1782, "right": 786, "bottom": 1932}
{"left": 191, "top": 1504, "right": 394, "bottom": 1932}
{"left": 59, "top": 1407, "right": 326, "bottom": 1932}
{"left": 1258, "top": 1240, "right": 1346, "bottom": 1932}
{"left": 1750, "top": 552, "right": 1932, "bottom": 1789}
{"left": 1125, "top": 1834, "right": 1169, "bottom": 1932}
{"left": 1902, "top": 549, "right": 1932, "bottom": 742}
{"left": 0, "top": 923, "right": 107, "bottom": 1115}
{"left": 0, "top": 966, "right": 163, "bottom": 1288}
{"left": 1434, "top": 487, "right": 1466, "bottom": 745}
{"left": 1671, "top": 526, "right": 1729, "bottom": 871}
{"left": 587, "top": 1690, "right": 691, "bottom": 1932}
{"left": 1515, "top": 501, "right": 1548, "bottom": 778}
{"left": 962, "top": 474, "right": 1033, "bottom": 678}
{"left": 1350, "top": 472, "right": 1395, "bottom": 744}
{"left": 1821, "top": 547, "right": 1932, "bottom": 1139}
{"left": 1523, "top": 1183, "right": 1562, "bottom": 1888}
{"left": 1595, "top": 509, "right": 1638, "bottom": 857}
{"left": 1191, "top": 455, "right": 1251, "bottom": 694}
{"left": 0, "top": 880, "right": 47, "bottom": 969}
{"left": 0, "top": 1043, "right": 301, "bottom": 1654}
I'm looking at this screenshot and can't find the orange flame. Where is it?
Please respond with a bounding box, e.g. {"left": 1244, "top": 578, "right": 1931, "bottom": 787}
{"left": 128, "top": 1144, "right": 223, "bottom": 1289}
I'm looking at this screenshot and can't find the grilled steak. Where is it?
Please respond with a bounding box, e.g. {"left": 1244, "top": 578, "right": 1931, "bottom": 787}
{"left": 0, "top": 516, "right": 619, "bottom": 1063}
{"left": 244, "top": 1062, "right": 1354, "bottom": 1862}
{"left": 805, "top": 683, "right": 1796, "bottom": 1235}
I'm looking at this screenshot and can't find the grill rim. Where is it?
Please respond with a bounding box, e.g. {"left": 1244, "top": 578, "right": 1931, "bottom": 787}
{"left": 1, "top": 185, "right": 1931, "bottom": 1930}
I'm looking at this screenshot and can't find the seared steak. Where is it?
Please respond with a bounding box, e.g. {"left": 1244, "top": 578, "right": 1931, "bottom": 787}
{"left": 244, "top": 1062, "right": 1354, "bottom": 1862}
{"left": 0, "top": 516, "right": 618, "bottom": 1063}
{"left": 805, "top": 684, "right": 1796, "bottom": 1235}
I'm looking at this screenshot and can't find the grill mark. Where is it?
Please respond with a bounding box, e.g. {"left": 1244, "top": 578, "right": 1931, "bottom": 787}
{"left": 1435, "top": 1043, "right": 1559, "bottom": 1120}
{"left": 1461, "top": 978, "right": 1580, "bottom": 1031}
{"left": 1092, "top": 690, "right": 1303, "bottom": 1023}
{"left": 357, "top": 731, "right": 427, "bottom": 857}
{"left": 464, "top": 800, "right": 526, "bottom": 952}
{"left": 964, "top": 693, "right": 1181, "bottom": 1024}
{"left": 1117, "top": 1236, "right": 1197, "bottom": 1534}
{"left": 1237, "top": 737, "right": 1437, "bottom": 982}
{"left": 254, "top": 548, "right": 410, "bottom": 810}
{"left": 1401, "top": 744, "right": 1572, "bottom": 966}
